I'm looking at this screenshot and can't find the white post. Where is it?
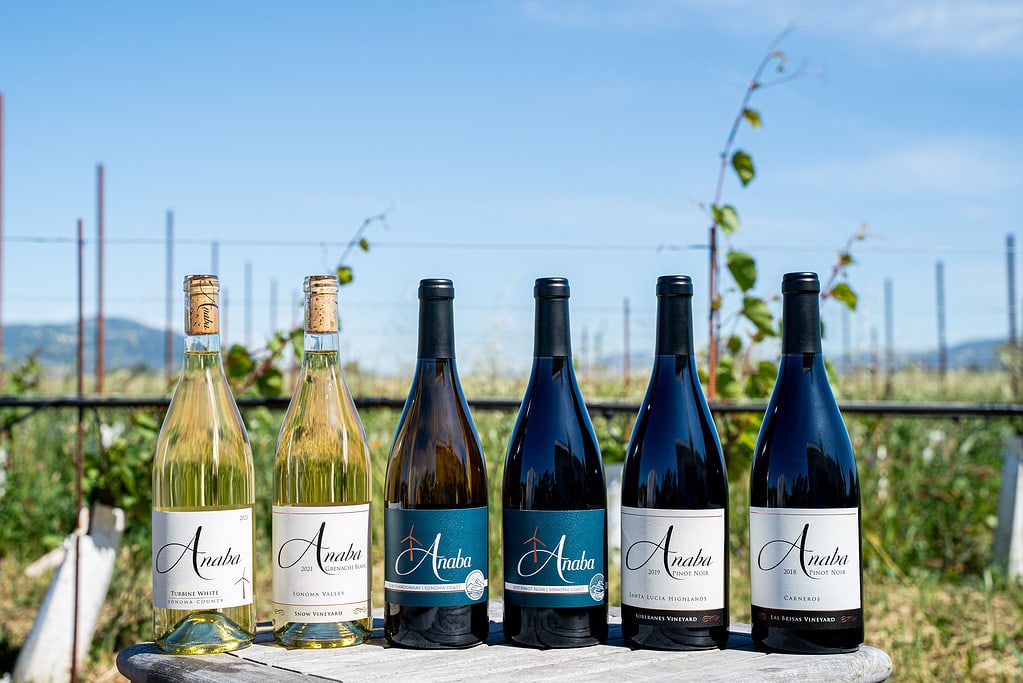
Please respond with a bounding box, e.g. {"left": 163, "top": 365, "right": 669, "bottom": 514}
{"left": 605, "top": 462, "right": 623, "bottom": 558}
{"left": 13, "top": 505, "right": 125, "bottom": 683}
{"left": 993, "top": 436, "right": 1023, "bottom": 578}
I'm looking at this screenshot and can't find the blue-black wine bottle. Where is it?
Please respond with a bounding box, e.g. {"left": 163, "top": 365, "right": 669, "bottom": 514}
{"left": 749, "top": 271, "right": 863, "bottom": 653}
{"left": 621, "top": 275, "right": 729, "bottom": 650}
{"left": 383, "top": 279, "right": 490, "bottom": 648}
{"left": 502, "top": 277, "right": 608, "bottom": 648}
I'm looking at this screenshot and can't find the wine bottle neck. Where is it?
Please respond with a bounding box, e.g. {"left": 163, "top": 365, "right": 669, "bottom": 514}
{"left": 418, "top": 297, "right": 455, "bottom": 359}
{"left": 781, "top": 291, "right": 823, "bottom": 355}
{"left": 655, "top": 294, "right": 694, "bottom": 356}
{"left": 184, "top": 332, "right": 221, "bottom": 355}
{"left": 304, "top": 330, "right": 340, "bottom": 355}
{"left": 534, "top": 297, "right": 571, "bottom": 357}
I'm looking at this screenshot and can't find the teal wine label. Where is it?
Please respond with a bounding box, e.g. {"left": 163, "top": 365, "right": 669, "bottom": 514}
{"left": 503, "top": 508, "right": 606, "bottom": 608}
{"left": 384, "top": 507, "right": 488, "bottom": 607}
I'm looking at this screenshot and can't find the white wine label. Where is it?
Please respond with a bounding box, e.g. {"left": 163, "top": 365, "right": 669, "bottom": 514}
{"left": 152, "top": 507, "right": 254, "bottom": 610}
{"left": 272, "top": 504, "right": 371, "bottom": 624}
{"left": 621, "top": 507, "right": 725, "bottom": 621}
{"left": 750, "top": 507, "right": 861, "bottom": 615}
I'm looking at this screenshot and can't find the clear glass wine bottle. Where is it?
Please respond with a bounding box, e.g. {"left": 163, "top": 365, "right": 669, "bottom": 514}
{"left": 272, "top": 274, "right": 372, "bottom": 648}
{"left": 152, "top": 275, "right": 256, "bottom": 655}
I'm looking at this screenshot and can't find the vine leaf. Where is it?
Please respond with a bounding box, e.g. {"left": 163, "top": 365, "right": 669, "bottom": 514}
{"left": 743, "top": 108, "right": 762, "bottom": 129}
{"left": 358, "top": 238, "right": 370, "bottom": 252}
{"left": 726, "top": 250, "right": 757, "bottom": 292}
{"left": 732, "top": 150, "right": 756, "bottom": 186}
{"left": 291, "top": 330, "right": 305, "bottom": 363}
{"left": 226, "top": 344, "right": 255, "bottom": 381}
{"left": 715, "top": 355, "right": 742, "bottom": 398}
{"left": 727, "top": 334, "right": 743, "bottom": 355}
{"left": 336, "top": 265, "right": 354, "bottom": 285}
{"left": 712, "top": 204, "right": 740, "bottom": 236}
{"left": 830, "top": 282, "right": 858, "bottom": 311}
{"left": 255, "top": 367, "right": 284, "bottom": 397}
{"left": 742, "top": 295, "right": 775, "bottom": 336}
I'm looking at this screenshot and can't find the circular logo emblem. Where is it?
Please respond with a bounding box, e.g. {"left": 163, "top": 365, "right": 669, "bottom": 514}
{"left": 464, "top": 569, "right": 486, "bottom": 601}
{"left": 588, "top": 573, "right": 606, "bottom": 602}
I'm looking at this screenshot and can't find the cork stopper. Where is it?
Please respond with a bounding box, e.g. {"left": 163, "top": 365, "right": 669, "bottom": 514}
{"left": 184, "top": 275, "right": 219, "bottom": 335}
{"left": 304, "top": 275, "right": 339, "bottom": 334}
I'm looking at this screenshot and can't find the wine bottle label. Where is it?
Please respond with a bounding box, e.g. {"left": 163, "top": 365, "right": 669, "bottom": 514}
{"left": 620, "top": 506, "right": 726, "bottom": 626}
{"left": 503, "top": 508, "right": 606, "bottom": 608}
{"left": 749, "top": 506, "right": 862, "bottom": 629}
{"left": 152, "top": 507, "right": 254, "bottom": 610}
{"left": 384, "top": 506, "right": 489, "bottom": 606}
{"left": 271, "top": 503, "right": 371, "bottom": 624}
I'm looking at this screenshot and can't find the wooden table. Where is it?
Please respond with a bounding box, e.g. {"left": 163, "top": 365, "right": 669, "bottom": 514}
{"left": 117, "top": 601, "right": 892, "bottom": 682}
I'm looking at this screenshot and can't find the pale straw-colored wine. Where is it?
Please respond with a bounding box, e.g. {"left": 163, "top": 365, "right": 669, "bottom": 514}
{"left": 272, "top": 275, "right": 372, "bottom": 647}
{"left": 152, "top": 275, "right": 256, "bottom": 654}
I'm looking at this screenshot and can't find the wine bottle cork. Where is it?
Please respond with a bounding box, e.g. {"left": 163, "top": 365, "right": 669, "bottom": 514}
{"left": 304, "top": 275, "right": 339, "bottom": 334}
{"left": 184, "top": 275, "right": 220, "bottom": 335}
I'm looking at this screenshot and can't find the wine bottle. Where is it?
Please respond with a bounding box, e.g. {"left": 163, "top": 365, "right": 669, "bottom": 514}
{"left": 749, "top": 271, "right": 863, "bottom": 653}
{"left": 621, "top": 275, "right": 729, "bottom": 650}
{"left": 272, "top": 275, "right": 372, "bottom": 648}
{"left": 384, "top": 278, "right": 489, "bottom": 648}
{"left": 502, "top": 277, "right": 608, "bottom": 648}
{"left": 152, "top": 275, "right": 255, "bottom": 654}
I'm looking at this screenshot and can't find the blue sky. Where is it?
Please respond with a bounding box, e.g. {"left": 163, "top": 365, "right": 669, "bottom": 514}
{"left": 1, "top": 1, "right": 1021, "bottom": 376}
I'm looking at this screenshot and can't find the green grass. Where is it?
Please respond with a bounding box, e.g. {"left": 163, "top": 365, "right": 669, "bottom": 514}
{"left": 1, "top": 365, "right": 1022, "bottom": 680}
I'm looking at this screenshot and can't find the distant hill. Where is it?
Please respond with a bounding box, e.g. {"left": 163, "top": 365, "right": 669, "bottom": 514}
{"left": 1, "top": 317, "right": 1011, "bottom": 375}
{"left": 837, "top": 338, "right": 1007, "bottom": 372}
{"left": 597, "top": 338, "right": 1010, "bottom": 374}
{"left": 2, "top": 318, "right": 183, "bottom": 371}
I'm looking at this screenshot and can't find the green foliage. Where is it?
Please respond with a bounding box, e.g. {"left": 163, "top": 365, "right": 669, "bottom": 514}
{"left": 703, "top": 34, "right": 863, "bottom": 469}
{"left": 226, "top": 343, "right": 256, "bottom": 378}
{"left": 726, "top": 250, "right": 756, "bottom": 292}
{"left": 742, "top": 107, "right": 761, "bottom": 129}
{"left": 740, "top": 295, "right": 775, "bottom": 336}
{"left": 731, "top": 149, "right": 755, "bottom": 186}
{"left": 855, "top": 416, "right": 1005, "bottom": 578}
{"left": 225, "top": 329, "right": 302, "bottom": 398}
{"left": 711, "top": 204, "right": 740, "bottom": 236}
{"left": 830, "top": 282, "right": 857, "bottom": 310}
{"left": 83, "top": 410, "right": 160, "bottom": 524}
{"left": 1, "top": 356, "right": 41, "bottom": 432}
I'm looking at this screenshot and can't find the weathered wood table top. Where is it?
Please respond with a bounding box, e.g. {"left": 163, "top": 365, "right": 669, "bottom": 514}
{"left": 117, "top": 601, "right": 892, "bottom": 682}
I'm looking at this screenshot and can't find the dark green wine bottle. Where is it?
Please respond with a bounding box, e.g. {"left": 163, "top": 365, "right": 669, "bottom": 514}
{"left": 621, "top": 275, "right": 729, "bottom": 650}
{"left": 750, "top": 272, "right": 863, "bottom": 653}
{"left": 502, "top": 277, "right": 608, "bottom": 648}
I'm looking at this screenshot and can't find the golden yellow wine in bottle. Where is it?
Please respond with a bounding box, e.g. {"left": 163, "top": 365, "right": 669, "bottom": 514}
{"left": 272, "top": 275, "right": 372, "bottom": 647}
{"left": 152, "top": 275, "right": 256, "bottom": 654}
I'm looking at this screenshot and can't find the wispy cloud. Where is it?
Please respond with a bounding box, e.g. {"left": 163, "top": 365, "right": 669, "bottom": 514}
{"left": 779, "top": 137, "right": 1022, "bottom": 198}
{"left": 873, "top": 2, "right": 1023, "bottom": 56}
{"left": 519, "top": 0, "right": 1023, "bottom": 57}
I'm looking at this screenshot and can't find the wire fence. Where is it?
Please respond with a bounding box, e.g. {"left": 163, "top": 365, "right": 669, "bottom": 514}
{"left": 3, "top": 395, "right": 1023, "bottom": 418}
